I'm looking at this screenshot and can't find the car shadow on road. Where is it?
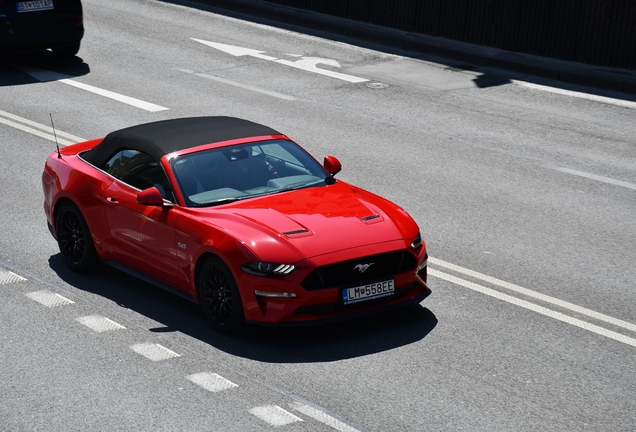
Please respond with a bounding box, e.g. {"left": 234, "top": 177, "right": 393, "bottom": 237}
{"left": 49, "top": 255, "right": 437, "bottom": 363}
{"left": 230, "top": 305, "right": 437, "bottom": 363}
{"left": 0, "top": 50, "right": 89, "bottom": 87}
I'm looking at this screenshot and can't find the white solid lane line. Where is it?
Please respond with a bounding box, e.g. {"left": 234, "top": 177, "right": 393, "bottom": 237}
{"left": 430, "top": 269, "right": 636, "bottom": 347}
{"left": 13, "top": 64, "right": 169, "bottom": 112}
{"left": 0, "top": 109, "right": 85, "bottom": 146}
{"left": 429, "top": 257, "right": 636, "bottom": 334}
{"left": 0, "top": 116, "right": 74, "bottom": 146}
{"left": 513, "top": 80, "right": 636, "bottom": 110}
{"left": 554, "top": 167, "right": 636, "bottom": 191}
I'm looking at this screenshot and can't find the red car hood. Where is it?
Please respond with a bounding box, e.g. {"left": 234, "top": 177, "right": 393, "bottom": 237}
{"left": 189, "top": 181, "right": 418, "bottom": 263}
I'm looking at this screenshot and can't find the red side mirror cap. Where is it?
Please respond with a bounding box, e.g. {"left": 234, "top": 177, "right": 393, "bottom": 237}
{"left": 323, "top": 155, "right": 342, "bottom": 176}
{"left": 137, "top": 187, "right": 167, "bottom": 206}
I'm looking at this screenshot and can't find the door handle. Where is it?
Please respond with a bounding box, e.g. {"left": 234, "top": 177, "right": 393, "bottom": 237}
{"left": 106, "top": 197, "right": 120, "bottom": 206}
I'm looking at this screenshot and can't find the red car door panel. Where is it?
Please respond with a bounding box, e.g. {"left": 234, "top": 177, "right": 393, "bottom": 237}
{"left": 103, "top": 181, "right": 180, "bottom": 287}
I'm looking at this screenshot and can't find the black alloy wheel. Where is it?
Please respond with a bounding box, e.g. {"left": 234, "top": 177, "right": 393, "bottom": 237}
{"left": 55, "top": 202, "right": 97, "bottom": 272}
{"left": 198, "top": 256, "right": 244, "bottom": 333}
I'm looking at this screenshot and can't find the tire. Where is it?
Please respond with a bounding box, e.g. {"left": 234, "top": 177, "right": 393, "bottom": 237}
{"left": 51, "top": 41, "right": 81, "bottom": 58}
{"left": 197, "top": 256, "right": 244, "bottom": 333}
{"left": 55, "top": 202, "right": 98, "bottom": 272}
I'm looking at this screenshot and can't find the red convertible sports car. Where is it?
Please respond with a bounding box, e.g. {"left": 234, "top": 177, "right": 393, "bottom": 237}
{"left": 42, "top": 117, "right": 430, "bottom": 332}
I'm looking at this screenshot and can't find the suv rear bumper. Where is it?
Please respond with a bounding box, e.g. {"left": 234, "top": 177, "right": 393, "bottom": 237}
{"left": 0, "top": 20, "right": 83, "bottom": 51}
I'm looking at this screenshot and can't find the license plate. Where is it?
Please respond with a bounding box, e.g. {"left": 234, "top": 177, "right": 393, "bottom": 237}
{"left": 16, "top": 0, "right": 54, "bottom": 13}
{"left": 342, "top": 279, "right": 395, "bottom": 305}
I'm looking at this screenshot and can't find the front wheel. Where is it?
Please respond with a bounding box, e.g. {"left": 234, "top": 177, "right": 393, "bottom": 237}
{"left": 197, "top": 256, "right": 244, "bottom": 333}
{"left": 55, "top": 202, "right": 97, "bottom": 272}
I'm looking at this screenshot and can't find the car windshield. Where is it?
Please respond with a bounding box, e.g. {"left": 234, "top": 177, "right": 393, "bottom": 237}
{"left": 170, "top": 139, "right": 334, "bottom": 207}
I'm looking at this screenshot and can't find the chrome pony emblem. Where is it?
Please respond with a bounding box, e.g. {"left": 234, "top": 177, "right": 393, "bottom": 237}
{"left": 354, "top": 263, "right": 375, "bottom": 273}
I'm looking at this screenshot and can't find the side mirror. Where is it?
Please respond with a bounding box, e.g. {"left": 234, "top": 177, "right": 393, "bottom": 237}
{"left": 323, "top": 155, "right": 342, "bottom": 176}
{"left": 137, "top": 187, "right": 169, "bottom": 207}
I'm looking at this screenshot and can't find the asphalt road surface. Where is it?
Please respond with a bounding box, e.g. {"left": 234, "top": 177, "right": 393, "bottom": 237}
{"left": 1, "top": 1, "right": 635, "bottom": 431}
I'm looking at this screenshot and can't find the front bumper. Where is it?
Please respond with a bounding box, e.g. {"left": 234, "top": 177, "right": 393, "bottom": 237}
{"left": 239, "top": 241, "right": 430, "bottom": 325}
{"left": 245, "top": 280, "right": 431, "bottom": 326}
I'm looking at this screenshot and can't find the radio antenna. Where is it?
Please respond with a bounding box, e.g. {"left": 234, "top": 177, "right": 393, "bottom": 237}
{"left": 49, "top": 113, "right": 61, "bottom": 159}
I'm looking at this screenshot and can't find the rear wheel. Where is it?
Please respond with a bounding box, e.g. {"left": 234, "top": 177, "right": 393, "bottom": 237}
{"left": 55, "top": 202, "right": 97, "bottom": 272}
{"left": 197, "top": 256, "right": 244, "bottom": 333}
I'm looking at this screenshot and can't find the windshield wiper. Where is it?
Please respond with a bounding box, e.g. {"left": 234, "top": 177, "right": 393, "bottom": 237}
{"left": 279, "top": 179, "right": 327, "bottom": 193}
{"left": 195, "top": 197, "right": 244, "bottom": 207}
{"left": 193, "top": 179, "right": 330, "bottom": 207}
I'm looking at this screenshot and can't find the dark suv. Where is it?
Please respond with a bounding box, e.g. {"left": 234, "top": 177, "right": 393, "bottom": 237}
{"left": 0, "top": 0, "right": 84, "bottom": 57}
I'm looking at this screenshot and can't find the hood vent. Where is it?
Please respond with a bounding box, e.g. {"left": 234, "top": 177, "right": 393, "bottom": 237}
{"left": 282, "top": 229, "right": 312, "bottom": 238}
{"left": 360, "top": 214, "right": 382, "bottom": 223}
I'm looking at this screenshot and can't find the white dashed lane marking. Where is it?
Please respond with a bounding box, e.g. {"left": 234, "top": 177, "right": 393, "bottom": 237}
{"left": 177, "top": 68, "right": 297, "bottom": 101}
{"left": 76, "top": 315, "right": 127, "bottom": 333}
{"left": 25, "top": 290, "right": 75, "bottom": 307}
{"left": 0, "top": 269, "right": 27, "bottom": 285}
{"left": 130, "top": 343, "right": 181, "bottom": 361}
{"left": 289, "top": 402, "right": 361, "bottom": 432}
{"left": 186, "top": 372, "right": 238, "bottom": 393}
{"left": 12, "top": 65, "right": 169, "bottom": 112}
{"left": 1, "top": 261, "right": 365, "bottom": 431}
{"left": 249, "top": 405, "right": 304, "bottom": 427}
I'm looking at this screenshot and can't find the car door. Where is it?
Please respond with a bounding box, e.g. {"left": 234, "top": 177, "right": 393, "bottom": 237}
{"left": 101, "top": 149, "right": 180, "bottom": 287}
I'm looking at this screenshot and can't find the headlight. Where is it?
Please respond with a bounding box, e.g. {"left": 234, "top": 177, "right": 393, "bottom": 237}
{"left": 410, "top": 231, "right": 423, "bottom": 250}
{"left": 241, "top": 262, "right": 295, "bottom": 276}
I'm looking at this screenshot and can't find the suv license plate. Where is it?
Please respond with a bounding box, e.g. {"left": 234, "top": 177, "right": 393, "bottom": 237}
{"left": 343, "top": 279, "right": 395, "bottom": 305}
{"left": 17, "top": 0, "right": 54, "bottom": 13}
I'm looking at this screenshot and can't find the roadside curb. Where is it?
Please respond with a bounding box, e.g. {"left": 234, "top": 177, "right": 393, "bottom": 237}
{"left": 184, "top": 0, "right": 636, "bottom": 96}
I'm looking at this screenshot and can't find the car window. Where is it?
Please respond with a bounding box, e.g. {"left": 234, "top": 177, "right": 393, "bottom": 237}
{"left": 103, "top": 149, "right": 174, "bottom": 201}
{"left": 252, "top": 142, "right": 301, "bottom": 165}
{"left": 171, "top": 139, "right": 332, "bottom": 207}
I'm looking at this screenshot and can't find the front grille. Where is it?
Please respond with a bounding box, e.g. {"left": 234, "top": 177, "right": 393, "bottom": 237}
{"left": 301, "top": 250, "right": 416, "bottom": 290}
{"left": 293, "top": 283, "right": 420, "bottom": 315}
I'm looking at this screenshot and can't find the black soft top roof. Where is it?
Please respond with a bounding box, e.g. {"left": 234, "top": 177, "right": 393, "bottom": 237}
{"left": 81, "top": 116, "right": 281, "bottom": 167}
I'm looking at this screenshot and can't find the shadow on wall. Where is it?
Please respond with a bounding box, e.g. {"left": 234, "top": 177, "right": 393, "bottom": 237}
{"left": 49, "top": 254, "right": 438, "bottom": 363}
